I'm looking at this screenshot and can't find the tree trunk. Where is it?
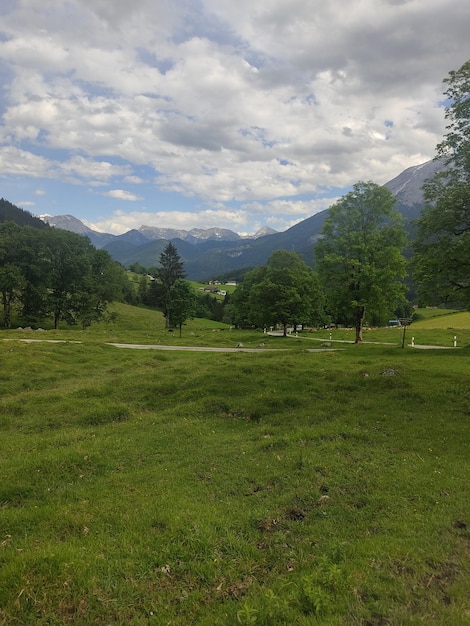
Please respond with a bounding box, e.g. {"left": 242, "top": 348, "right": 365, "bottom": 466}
{"left": 355, "top": 306, "right": 366, "bottom": 343}
{"left": 2, "top": 292, "right": 11, "bottom": 328}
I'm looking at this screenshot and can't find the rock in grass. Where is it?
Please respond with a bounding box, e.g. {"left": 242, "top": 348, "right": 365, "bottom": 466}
{"left": 382, "top": 368, "right": 399, "bottom": 376}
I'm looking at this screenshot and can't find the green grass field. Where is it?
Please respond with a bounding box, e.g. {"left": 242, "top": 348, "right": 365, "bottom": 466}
{"left": 1, "top": 306, "right": 469, "bottom": 624}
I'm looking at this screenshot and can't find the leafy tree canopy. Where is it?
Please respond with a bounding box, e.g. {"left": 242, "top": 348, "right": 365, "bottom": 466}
{"left": 0, "top": 222, "right": 125, "bottom": 329}
{"left": 231, "top": 250, "right": 324, "bottom": 335}
{"left": 414, "top": 60, "right": 470, "bottom": 309}
{"left": 436, "top": 60, "right": 470, "bottom": 176}
{"left": 315, "top": 181, "right": 407, "bottom": 343}
{"left": 169, "top": 279, "right": 197, "bottom": 337}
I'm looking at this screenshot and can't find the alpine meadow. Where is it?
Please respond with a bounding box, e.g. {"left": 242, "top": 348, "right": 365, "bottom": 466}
{"left": 1, "top": 307, "right": 469, "bottom": 625}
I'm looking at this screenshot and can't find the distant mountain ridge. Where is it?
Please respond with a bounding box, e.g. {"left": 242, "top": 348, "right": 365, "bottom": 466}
{"left": 40, "top": 216, "right": 276, "bottom": 247}
{"left": 37, "top": 158, "right": 443, "bottom": 280}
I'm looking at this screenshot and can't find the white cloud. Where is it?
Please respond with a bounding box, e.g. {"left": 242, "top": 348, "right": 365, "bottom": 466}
{"left": 0, "top": 0, "right": 469, "bottom": 233}
{"left": 124, "top": 175, "right": 144, "bottom": 184}
{"left": 60, "top": 156, "right": 130, "bottom": 181}
{"left": 104, "top": 189, "right": 143, "bottom": 201}
{"left": 0, "top": 146, "right": 55, "bottom": 178}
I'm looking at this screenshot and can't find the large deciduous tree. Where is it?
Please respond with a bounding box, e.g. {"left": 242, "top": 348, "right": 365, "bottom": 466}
{"left": 413, "top": 177, "right": 470, "bottom": 308}
{"left": 436, "top": 60, "right": 470, "bottom": 174}
{"left": 413, "top": 60, "right": 470, "bottom": 309}
{"left": 0, "top": 222, "right": 26, "bottom": 327}
{"left": 169, "top": 279, "right": 196, "bottom": 337}
{"left": 41, "top": 229, "right": 102, "bottom": 329}
{"left": 231, "top": 251, "right": 324, "bottom": 335}
{"left": 72, "top": 249, "right": 125, "bottom": 329}
{"left": 315, "top": 181, "right": 407, "bottom": 343}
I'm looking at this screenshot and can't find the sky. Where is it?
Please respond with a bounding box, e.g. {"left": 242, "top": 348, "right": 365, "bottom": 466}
{"left": 0, "top": 0, "right": 469, "bottom": 236}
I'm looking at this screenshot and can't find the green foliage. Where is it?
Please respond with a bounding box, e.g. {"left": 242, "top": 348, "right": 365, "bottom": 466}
{"left": 436, "top": 59, "right": 470, "bottom": 174}
{"left": 315, "top": 181, "right": 407, "bottom": 342}
{"left": 414, "top": 178, "right": 470, "bottom": 308}
{"left": 0, "top": 222, "right": 28, "bottom": 327}
{"left": 153, "top": 242, "right": 186, "bottom": 324}
{"left": 169, "top": 279, "right": 197, "bottom": 336}
{"left": 127, "top": 261, "right": 147, "bottom": 275}
{"left": 0, "top": 223, "right": 125, "bottom": 329}
{"left": 298, "top": 558, "right": 348, "bottom": 616}
{"left": 231, "top": 251, "right": 324, "bottom": 334}
{"left": 414, "top": 60, "right": 470, "bottom": 309}
{"left": 195, "top": 291, "right": 226, "bottom": 322}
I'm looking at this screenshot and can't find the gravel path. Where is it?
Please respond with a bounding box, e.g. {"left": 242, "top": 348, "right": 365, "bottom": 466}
{"left": 107, "top": 343, "right": 275, "bottom": 352}
{"left": 107, "top": 343, "right": 342, "bottom": 352}
{"left": 3, "top": 338, "right": 454, "bottom": 351}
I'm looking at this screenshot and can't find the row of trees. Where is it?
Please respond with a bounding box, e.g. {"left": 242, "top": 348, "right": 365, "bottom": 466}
{"left": 123, "top": 189, "right": 409, "bottom": 341}
{"left": 229, "top": 60, "right": 470, "bottom": 341}
{"left": 230, "top": 250, "right": 324, "bottom": 335}
{"left": 127, "top": 271, "right": 225, "bottom": 322}
{"left": 0, "top": 222, "right": 125, "bottom": 329}
{"left": 0, "top": 222, "right": 202, "bottom": 334}
{"left": 228, "top": 183, "right": 407, "bottom": 343}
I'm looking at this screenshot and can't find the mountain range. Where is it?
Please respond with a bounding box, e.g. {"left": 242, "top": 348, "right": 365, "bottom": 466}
{"left": 40, "top": 158, "right": 442, "bottom": 281}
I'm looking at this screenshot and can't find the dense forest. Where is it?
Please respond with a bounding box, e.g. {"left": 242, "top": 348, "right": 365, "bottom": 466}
{"left": 0, "top": 209, "right": 126, "bottom": 329}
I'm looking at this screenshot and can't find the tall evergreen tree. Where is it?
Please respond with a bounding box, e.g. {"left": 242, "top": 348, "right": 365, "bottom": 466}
{"left": 155, "top": 242, "right": 185, "bottom": 326}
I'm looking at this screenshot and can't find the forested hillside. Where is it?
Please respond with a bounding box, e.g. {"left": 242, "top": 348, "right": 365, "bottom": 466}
{"left": 0, "top": 198, "right": 48, "bottom": 229}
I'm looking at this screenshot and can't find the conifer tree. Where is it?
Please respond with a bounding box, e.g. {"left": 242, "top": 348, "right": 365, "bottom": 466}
{"left": 156, "top": 242, "right": 185, "bottom": 326}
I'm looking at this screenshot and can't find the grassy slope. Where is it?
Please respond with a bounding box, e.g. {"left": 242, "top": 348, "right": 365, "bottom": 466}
{"left": 413, "top": 311, "right": 470, "bottom": 329}
{"left": 1, "top": 306, "right": 469, "bottom": 625}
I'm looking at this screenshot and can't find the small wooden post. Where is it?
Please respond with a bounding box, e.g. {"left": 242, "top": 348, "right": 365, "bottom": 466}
{"left": 399, "top": 318, "right": 412, "bottom": 348}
